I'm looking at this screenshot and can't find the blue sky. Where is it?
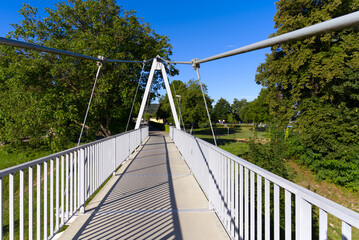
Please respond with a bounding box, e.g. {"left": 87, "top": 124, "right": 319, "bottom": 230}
{"left": 0, "top": 0, "right": 278, "bottom": 104}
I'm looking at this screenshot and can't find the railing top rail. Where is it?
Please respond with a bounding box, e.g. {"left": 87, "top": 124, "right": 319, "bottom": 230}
{"left": 0, "top": 126, "right": 148, "bottom": 178}
{"left": 195, "top": 11, "right": 359, "bottom": 64}
{"left": 171, "top": 127, "right": 359, "bottom": 228}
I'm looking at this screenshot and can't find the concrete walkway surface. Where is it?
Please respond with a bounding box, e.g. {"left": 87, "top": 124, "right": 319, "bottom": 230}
{"left": 59, "top": 131, "right": 229, "bottom": 239}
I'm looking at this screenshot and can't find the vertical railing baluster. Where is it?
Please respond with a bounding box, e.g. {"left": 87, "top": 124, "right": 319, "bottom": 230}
{"left": 231, "top": 160, "right": 235, "bottom": 238}
{"left": 88, "top": 146, "right": 91, "bottom": 197}
{"left": 221, "top": 155, "right": 224, "bottom": 222}
{"left": 70, "top": 153, "right": 73, "bottom": 216}
{"left": 44, "top": 161, "right": 48, "bottom": 239}
{"left": 342, "top": 221, "right": 351, "bottom": 240}
{"left": 78, "top": 149, "right": 81, "bottom": 209}
{"left": 86, "top": 147, "right": 89, "bottom": 199}
{"left": 37, "top": 163, "right": 41, "bottom": 240}
{"left": 29, "top": 166, "right": 33, "bottom": 239}
{"left": 227, "top": 158, "right": 230, "bottom": 230}
{"left": 95, "top": 144, "right": 98, "bottom": 191}
{"left": 50, "top": 159, "right": 54, "bottom": 236}
{"left": 74, "top": 152, "right": 77, "bottom": 211}
{"left": 285, "top": 190, "right": 292, "bottom": 240}
{"left": 0, "top": 177, "right": 2, "bottom": 240}
{"left": 20, "top": 170, "right": 24, "bottom": 239}
{"left": 257, "top": 175, "right": 262, "bottom": 240}
{"left": 274, "top": 184, "right": 280, "bottom": 240}
{"left": 265, "top": 179, "right": 270, "bottom": 240}
{"left": 101, "top": 143, "right": 104, "bottom": 183}
{"left": 66, "top": 154, "right": 69, "bottom": 221}
{"left": 250, "top": 171, "right": 255, "bottom": 240}
{"left": 296, "top": 195, "right": 300, "bottom": 240}
{"left": 235, "top": 162, "right": 239, "bottom": 240}
{"left": 9, "top": 173, "right": 14, "bottom": 240}
{"left": 79, "top": 148, "right": 85, "bottom": 213}
{"left": 56, "top": 157, "right": 59, "bottom": 230}
{"left": 244, "top": 167, "right": 249, "bottom": 240}
{"left": 61, "top": 156, "right": 64, "bottom": 225}
{"left": 319, "top": 209, "right": 327, "bottom": 240}
{"left": 296, "top": 196, "right": 312, "bottom": 240}
{"left": 239, "top": 165, "right": 244, "bottom": 239}
{"left": 93, "top": 145, "right": 95, "bottom": 193}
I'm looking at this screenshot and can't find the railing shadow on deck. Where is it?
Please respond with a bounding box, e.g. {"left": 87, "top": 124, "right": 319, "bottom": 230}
{"left": 71, "top": 131, "right": 183, "bottom": 239}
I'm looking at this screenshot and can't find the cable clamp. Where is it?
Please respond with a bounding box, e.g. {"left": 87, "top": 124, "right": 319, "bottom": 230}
{"left": 97, "top": 56, "right": 106, "bottom": 67}
{"left": 191, "top": 58, "right": 200, "bottom": 70}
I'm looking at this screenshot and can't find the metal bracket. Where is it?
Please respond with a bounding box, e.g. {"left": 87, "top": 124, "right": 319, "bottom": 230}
{"left": 191, "top": 58, "right": 200, "bottom": 70}
{"left": 97, "top": 55, "right": 106, "bottom": 67}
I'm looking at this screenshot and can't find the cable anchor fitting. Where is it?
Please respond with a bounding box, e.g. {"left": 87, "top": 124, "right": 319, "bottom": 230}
{"left": 97, "top": 56, "right": 106, "bottom": 67}
{"left": 191, "top": 58, "right": 200, "bottom": 70}
{"left": 142, "top": 60, "right": 146, "bottom": 68}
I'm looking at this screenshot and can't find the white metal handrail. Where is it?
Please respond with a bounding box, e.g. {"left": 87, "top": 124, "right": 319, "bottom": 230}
{"left": 170, "top": 127, "right": 359, "bottom": 240}
{"left": 0, "top": 126, "right": 148, "bottom": 240}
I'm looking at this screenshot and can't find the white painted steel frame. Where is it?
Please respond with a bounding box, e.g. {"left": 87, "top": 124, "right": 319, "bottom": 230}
{"left": 170, "top": 127, "right": 359, "bottom": 240}
{"left": 135, "top": 57, "right": 180, "bottom": 129}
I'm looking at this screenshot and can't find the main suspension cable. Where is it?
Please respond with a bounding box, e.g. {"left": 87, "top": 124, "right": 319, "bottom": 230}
{"left": 194, "top": 63, "right": 217, "bottom": 146}
{"left": 77, "top": 57, "right": 104, "bottom": 146}
{"left": 126, "top": 61, "right": 146, "bottom": 131}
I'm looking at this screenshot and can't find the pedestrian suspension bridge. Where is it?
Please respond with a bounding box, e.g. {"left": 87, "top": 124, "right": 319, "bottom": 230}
{"left": 1, "top": 11, "right": 359, "bottom": 240}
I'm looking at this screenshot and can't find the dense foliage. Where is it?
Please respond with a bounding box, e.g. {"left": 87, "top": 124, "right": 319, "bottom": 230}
{"left": 156, "top": 80, "right": 213, "bottom": 128}
{"left": 238, "top": 88, "right": 272, "bottom": 124}
{"left": 231, "top": 98, "right": 247, "bottom": 122}
{"left": 255, "top": 0, "right": 359, "bottom": 189}
{"left": 244, "top": 126, "right": 291, "bottom": 179}
{"left": 212, "top": 98, "right": 231, "bottom": 122}
{"left": 0, "top": 0, "right": 176, "bottom": 150}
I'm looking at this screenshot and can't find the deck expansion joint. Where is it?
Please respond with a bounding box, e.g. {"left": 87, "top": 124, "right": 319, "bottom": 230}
{"left": 81, "top": 208, "right": 211, "bottom": 215}
{"left": 118, "top": 173, "right": 191, "bottom": 177}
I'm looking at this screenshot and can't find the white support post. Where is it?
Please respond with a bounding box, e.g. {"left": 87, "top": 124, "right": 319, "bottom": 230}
{"left": 135, "top": 59, "right": 157, "bottom": 129}
{"left": 160, "top": 61, "right": 180, "bottom": 129}
{"left": 135, "top": 56, "right": 180, "bottom": 129}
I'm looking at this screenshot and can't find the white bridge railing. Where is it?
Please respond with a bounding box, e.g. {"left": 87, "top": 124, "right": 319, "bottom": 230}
{"left": 170, "top": 127, "right": 359, "bottom": 240}
{"left": 0, "top": 126, "right": 148, "bottom": 240}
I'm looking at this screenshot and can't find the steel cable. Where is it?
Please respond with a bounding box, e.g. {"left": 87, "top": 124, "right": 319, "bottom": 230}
{"left": 77, "top": 60, "right": 103, "bottom": 146}
{"left": 126, "top": 61, "right": 146, "bottom": 131}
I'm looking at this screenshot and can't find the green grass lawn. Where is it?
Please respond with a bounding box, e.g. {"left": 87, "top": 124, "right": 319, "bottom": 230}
{"left": 192, "top": 124, "right": 267, "bottom": 146}
{"left": 219, "top": 142, "right": 249, "bottom": 157}
{"left": 0, "top": 147, "right": 52, "bottom": 170}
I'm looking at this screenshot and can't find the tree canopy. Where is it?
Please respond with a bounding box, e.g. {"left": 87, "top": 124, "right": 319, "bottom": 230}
{"left": 255, "top": 0, "right": 359, "bottom": 188}
{"left": 212, "top": 98, "right": 231, "bottom": 122}
{"left": 0, "top": 0, "right": 176, "bottom": 150}
{"left": 238, "top": 88, "right": 271, "bottom": 124}
{"left": 231, "top": 98, "right": 248, "bottom": 122}
{"left": 156, "top": 79, "right": 213, "bottom": 128}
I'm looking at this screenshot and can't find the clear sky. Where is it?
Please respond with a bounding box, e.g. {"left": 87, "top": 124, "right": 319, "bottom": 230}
{"left": 0, "top": 0, "right": 278, "bottom": 104}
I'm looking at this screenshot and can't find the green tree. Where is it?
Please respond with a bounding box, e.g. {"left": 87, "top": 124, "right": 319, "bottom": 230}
{"left": 0, "top": 0, "right": 176, "bottom": 150}
{"left": 239, "top": 88, "right": 271, "bottom": 124}
{"left": 212, "top": 98, "right": 231, "bottom": 122}
{"left": 231, "top": 98, "right": 248, "bottom": 122}
{"left": 157, "top": 79, "right": 213, "bottom": 128}
{"left": 255, "top": 0, "right": 359, "bottom": 188}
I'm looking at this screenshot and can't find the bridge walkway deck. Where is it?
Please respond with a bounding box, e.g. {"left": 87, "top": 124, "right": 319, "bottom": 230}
{"left": 59, "top": 130, "right": 229, "bottom": 239}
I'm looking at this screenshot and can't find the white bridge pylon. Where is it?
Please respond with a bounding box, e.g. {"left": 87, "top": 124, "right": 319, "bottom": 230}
{"left": 135, "top": 56, "right": 181, "bottom": 130}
